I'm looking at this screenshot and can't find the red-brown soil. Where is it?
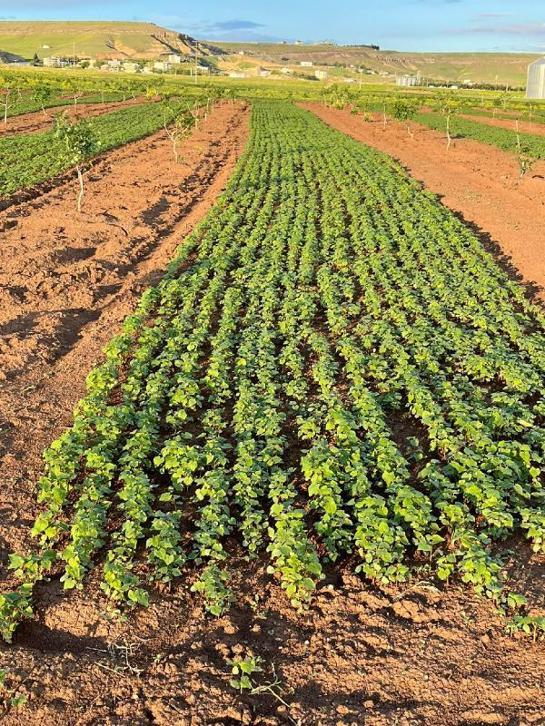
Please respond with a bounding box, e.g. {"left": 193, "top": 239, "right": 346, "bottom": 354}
{"left": 459, "top": 113, "right": 545, "bottom": 137}
{"left": 3, "top": 562, "right": 545, "bottom": 726}
{"left": 1, "top": 101, "right": 545, "bottom": 726}
{"left": 304, "top": 103, "right": 545, "bottom": 302}
{"left": 1, "top": 97, "right": 149, "bottom": 137}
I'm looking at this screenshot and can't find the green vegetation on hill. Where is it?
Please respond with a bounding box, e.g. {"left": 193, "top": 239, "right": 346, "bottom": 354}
{"left": 214, "top": 41, "right": 539, "bottom": 87}
{"left": 0, "top": 21, "right": 222, "bottom": 61}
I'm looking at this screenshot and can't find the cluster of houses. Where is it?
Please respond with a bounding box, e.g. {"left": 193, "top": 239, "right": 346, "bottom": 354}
{"left": 39, "top": 52, "right": 209, "bottom": 76}
{"left": 229, "top": 66, "right": 330, "bottom": 81}
{"left": 230, "top": 60, "right": 330, "bottom": 82}
{"left": 393, "top": 59, "right": 545, "bottom": 98}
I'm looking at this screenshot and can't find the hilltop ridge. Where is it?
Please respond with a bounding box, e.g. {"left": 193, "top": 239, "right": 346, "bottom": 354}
{"left": 213, "top": 40, "right": 540, "bottom": 86}
{"left": 0, "top": 21, "right": 224, "bottom": 61}
{"left": 0, "top": 21, "right": 539, "bottom": 86}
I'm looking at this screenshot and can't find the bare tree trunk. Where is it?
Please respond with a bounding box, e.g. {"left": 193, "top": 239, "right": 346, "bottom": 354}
{"left": 76, "top": 166, "right": 84, "bottom": 213}
{"left": 164, "top": 118, "right": 181, "bottom": 164}
{"left": 407, "top": 123, "right": 414, "bottom": 138}
{"left": 446, "top": 114, "right": 452, "bottom": 151}
{"left": 383, "top": 104, "right": 387, "bottom": 129}
{"left": 515, "top": 118, "right": 521, "bottom": 152}
{"left": 41, "top": 103, "right": 52, "bottom": 119}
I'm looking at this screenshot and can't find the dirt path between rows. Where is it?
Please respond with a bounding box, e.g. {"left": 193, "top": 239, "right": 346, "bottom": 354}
{"left": 1, "top": 101, "right": 545, "bottom": 726}
{"left": 304, "top": 103, "right": 545, "bottom": 302}
{"left": 459, "top": 112, "right": 545, "bottom": 137}
{"left": 1, "top": 97, "right": 149, "bottom": 137}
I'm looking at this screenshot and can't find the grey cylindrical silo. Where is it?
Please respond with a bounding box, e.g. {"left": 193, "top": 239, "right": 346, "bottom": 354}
{"left": 527, "top": 58, "right": 545, "bottom": 99}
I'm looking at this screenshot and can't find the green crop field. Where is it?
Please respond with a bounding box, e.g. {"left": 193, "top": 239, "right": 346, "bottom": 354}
{"left": 2, "top": 89, "right": 127, "bottom": 118}
{"left": 0, "top": 99, "right": 185, "bottom": 196}
{"left": 3, "top": 101, "right": 545, "bottom": 640}
{"left": 416, "top": 111, "right": 545, "bottom": 158}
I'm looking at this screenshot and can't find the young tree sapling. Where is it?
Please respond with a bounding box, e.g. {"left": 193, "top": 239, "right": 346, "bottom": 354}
{"left": 32, "top": 84, "right": 55, "bottom": 118}
{"left": 54, "top": 115, "right": 100, "bottom": 213}
{"left": 163, "top": 107, "right": 194, "bottom": 164}
{"left": 434, "top": 92, "right": 464, "bottom": 150}
{"left": 392, "top": 97, "right": 419, "bottom": 138}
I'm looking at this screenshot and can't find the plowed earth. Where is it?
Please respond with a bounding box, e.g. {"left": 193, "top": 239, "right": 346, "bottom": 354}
{"left": 1, "top": 101, "right": 545, "bottom": 725}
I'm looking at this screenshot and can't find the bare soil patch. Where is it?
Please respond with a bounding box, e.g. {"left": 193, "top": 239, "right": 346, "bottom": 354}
{"left": 1, "top": 101, "right": 545, "bottom": 725}
{"left": 2, "top": 557, "right": 545, "bottom": 725}
{"left": 304, "top": 102, "right": 545, "bottom": 301}
{"left": 0, "top": 97, "right": 149, "bottom": 137}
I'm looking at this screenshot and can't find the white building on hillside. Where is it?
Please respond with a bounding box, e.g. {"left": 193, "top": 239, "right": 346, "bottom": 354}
{"left": 43, "top": 56, "right": 70, "bottom": 68}
{"left": 154, "top": 61, "right": 172, "bottom": 72}
{"left": 122, "top": 61, "right": 140, "bottom": 73}
{"left": 396, "top": 74, "right": 419, "bottom": 87}
{"left": 527, "top": 58, "right": 545, "bottom": 99}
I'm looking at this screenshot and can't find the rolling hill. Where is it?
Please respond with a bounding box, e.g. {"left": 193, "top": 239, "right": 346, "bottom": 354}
{"left": 0, "top": 21, "right": 224, "bottom": 61}
{"left": 0, "top": 21, "right": 539, "bottom": 87}
{"left": 213, "top": 41, "right": 540, "bottom": 87}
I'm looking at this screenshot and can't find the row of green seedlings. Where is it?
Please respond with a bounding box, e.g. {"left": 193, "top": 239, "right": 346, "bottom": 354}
{"left": 256, "top": 104, "right": 545, "bottom": 626}
{"left": 177, "top": 103, "right": 545, "bottom": 622}
{"left": 324, "top": 86, "right": 540, "bottom": 177}
{"left": 305, "top": 106, "right": 545, "bottom": 630}
{"left": 259, "top": 102, "right": 545, "bottom": 622}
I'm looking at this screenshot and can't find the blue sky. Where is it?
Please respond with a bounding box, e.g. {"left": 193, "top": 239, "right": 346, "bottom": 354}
{"left": 0, "top": 0, "right": 544, "bottom": 52}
